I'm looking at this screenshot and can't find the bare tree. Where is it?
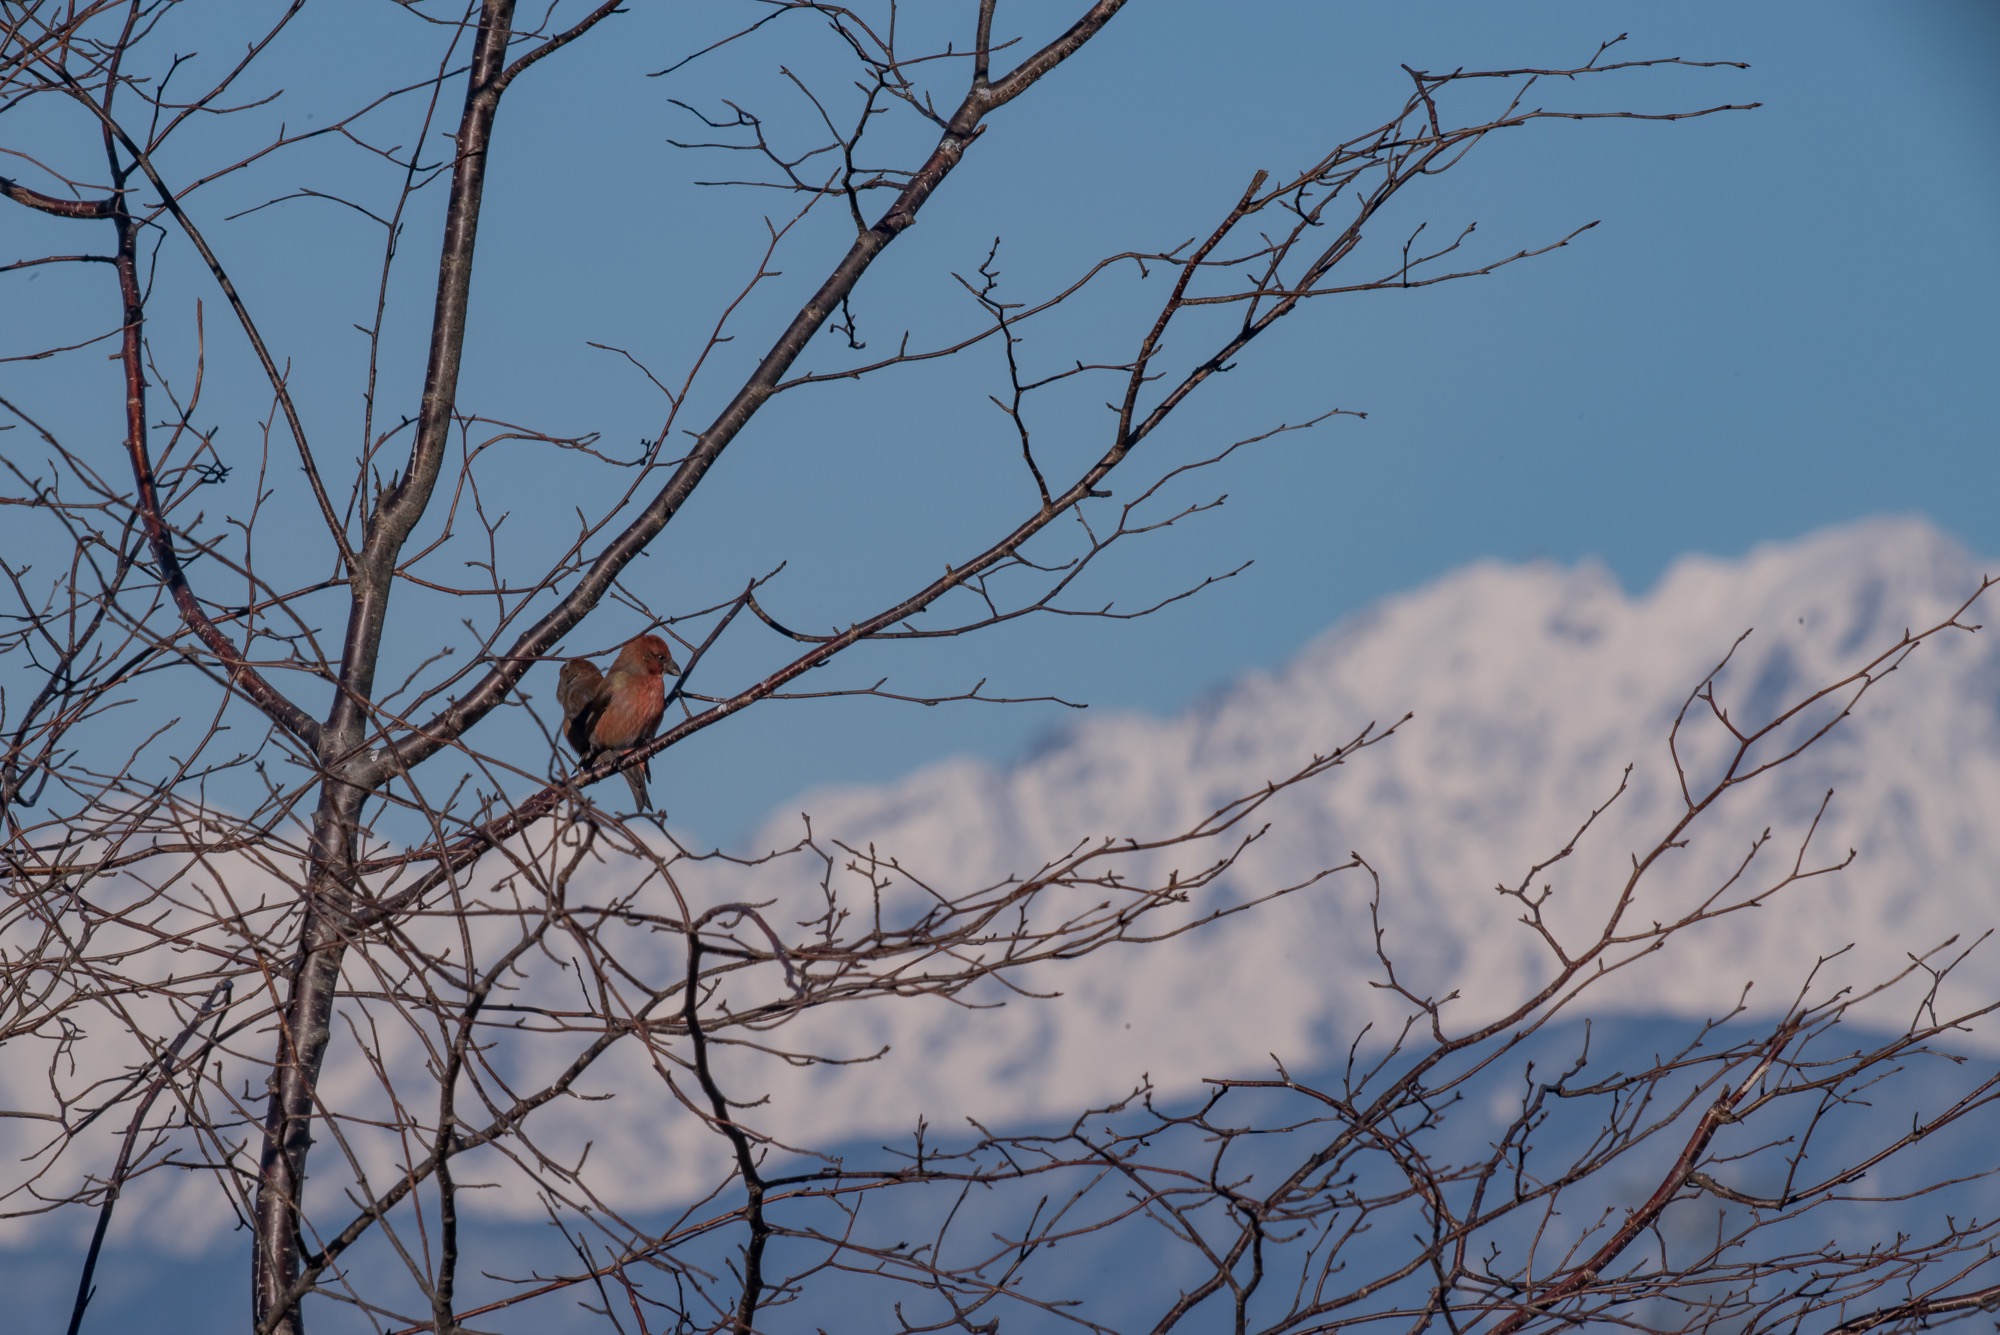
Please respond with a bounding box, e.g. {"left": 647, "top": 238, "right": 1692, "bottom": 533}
{"left": 3, "top": 3, "right": 1995, "bottom": 1333}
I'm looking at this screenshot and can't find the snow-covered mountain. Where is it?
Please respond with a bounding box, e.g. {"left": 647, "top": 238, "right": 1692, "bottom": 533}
{"left": 14, "top": 517, "right": 1999, "bottom": 1274}
{"left": 704, "top": 515, "right": 2000, "bottom": 1162}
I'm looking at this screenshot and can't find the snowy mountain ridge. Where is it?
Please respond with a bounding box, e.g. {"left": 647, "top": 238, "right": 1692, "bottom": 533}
{"left": 14, "top": 517, "right": 1995, "bottom": 1246}
{"left": 710, "top": 515, "right": 2000, "bottom": 1160}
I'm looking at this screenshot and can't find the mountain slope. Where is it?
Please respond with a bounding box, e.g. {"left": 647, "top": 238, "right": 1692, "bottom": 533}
{"left": 723, "top": 516, "right": 2000, "bottom": 1154}
{"left": 15, "top": 517, "right": 1994, "bottom": 1262}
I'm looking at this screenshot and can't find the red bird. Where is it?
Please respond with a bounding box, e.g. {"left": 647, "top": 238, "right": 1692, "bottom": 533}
{"left": 555, "top": 634, "right": 677, "bottom": 810}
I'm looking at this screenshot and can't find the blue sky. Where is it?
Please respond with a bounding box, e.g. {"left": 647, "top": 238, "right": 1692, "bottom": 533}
{"left": 655, "top": 1, "right": 2000, "bottom": 840}
{"left": 6, "top": 1, "right": 1996, "bottom": 845}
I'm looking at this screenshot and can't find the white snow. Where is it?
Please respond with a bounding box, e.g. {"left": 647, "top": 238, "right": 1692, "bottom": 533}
{"left": 711, "top": 516, "right": 2000, "bottom": 1158}
{"left": 10, "top": 516, "right": 1995, "bottom": 1241}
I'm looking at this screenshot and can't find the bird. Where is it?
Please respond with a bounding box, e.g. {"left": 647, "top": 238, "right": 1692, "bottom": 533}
{"left": 555, "top": 634, "right": 677, "bottom": 810}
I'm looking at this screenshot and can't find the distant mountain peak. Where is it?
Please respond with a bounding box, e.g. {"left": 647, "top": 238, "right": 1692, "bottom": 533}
{"left": 175, "top": 517, "right": 1975, "bottom": 1225}
{"left": 728, "top": 518, "right": 1997, "bottom": 1155}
